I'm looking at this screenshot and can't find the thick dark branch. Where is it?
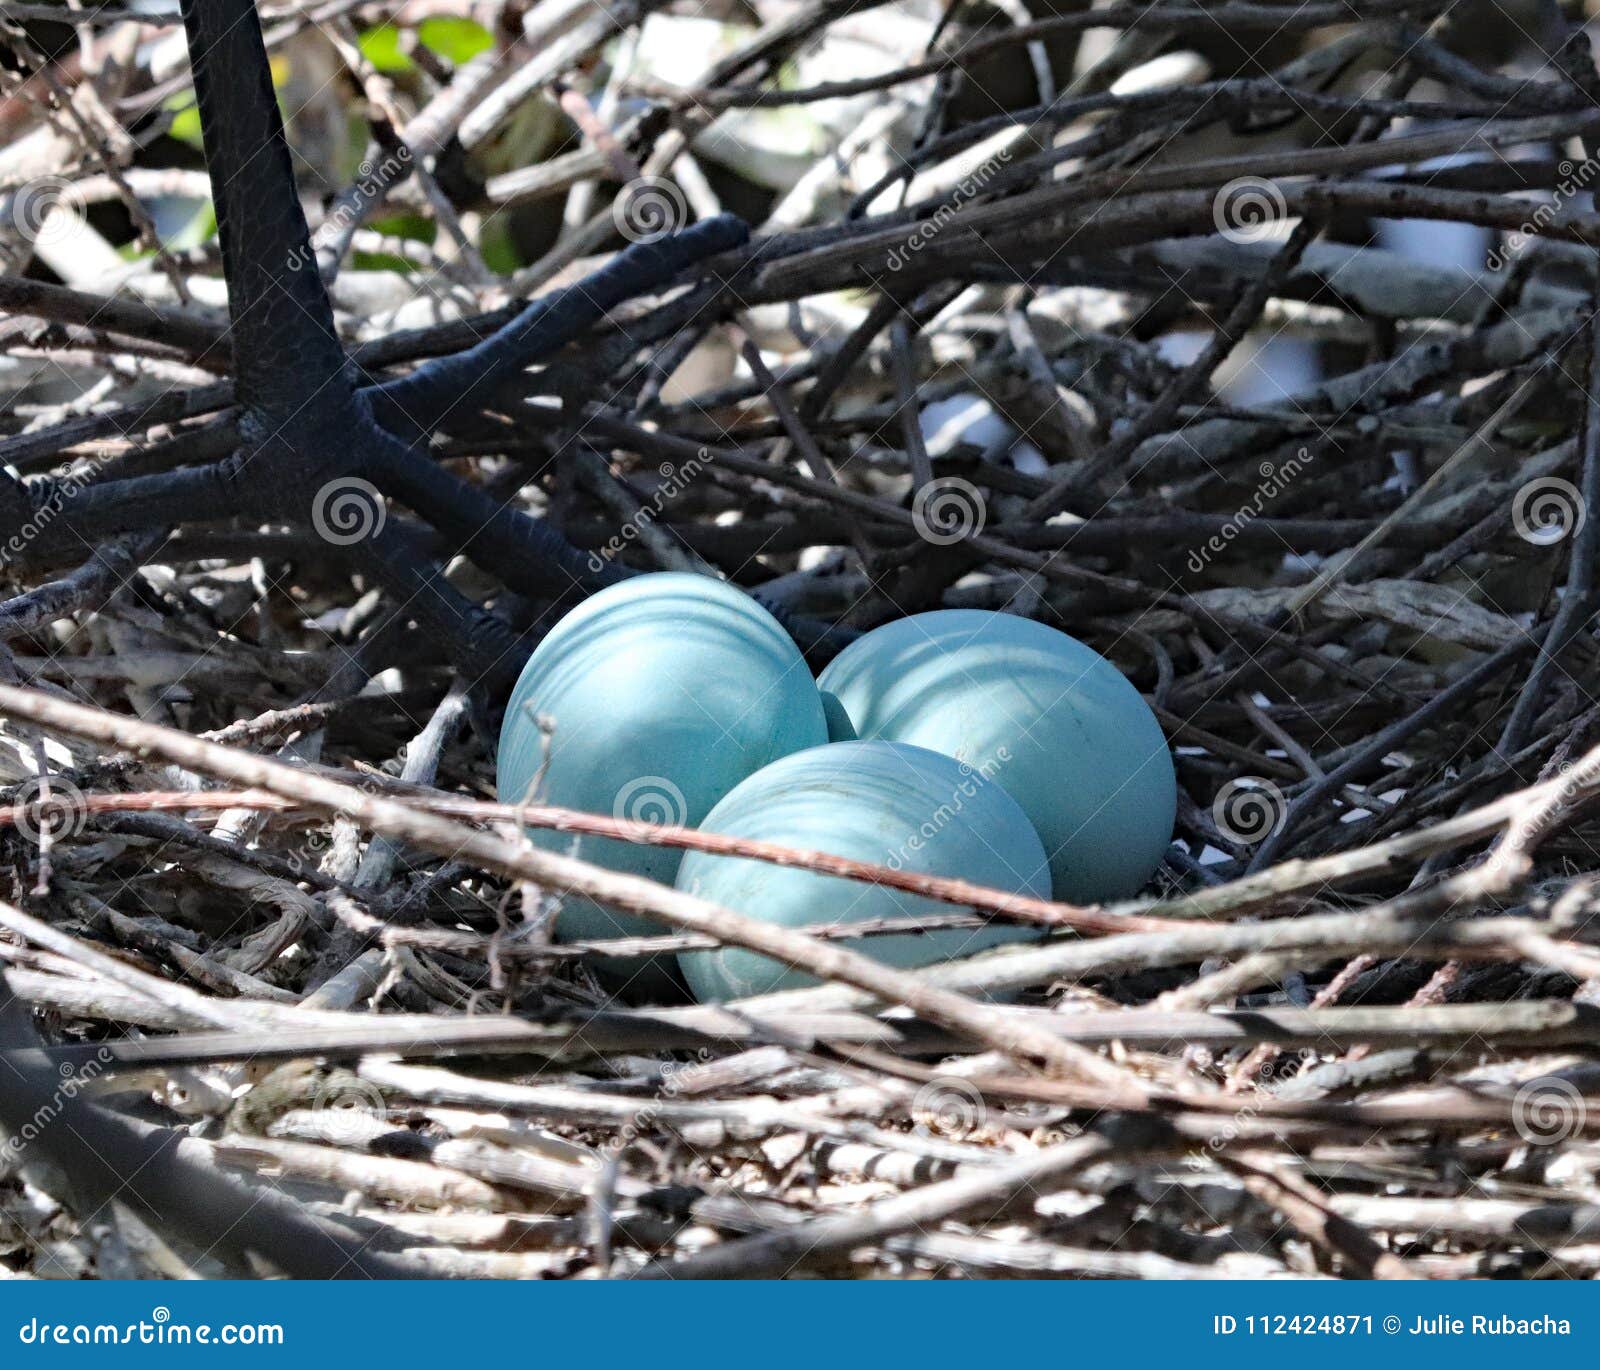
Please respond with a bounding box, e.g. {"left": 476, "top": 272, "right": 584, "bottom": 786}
{"left": 179, "top": 0, "right": 348, "bottom": 422}
{"left": 369, "top": 215, "right": 750, "bottom": 434}
{"left": 361, "top": 420, "right": 622, "bottom": 594}
{"left": 0, "top": 970, "right": 416, "bottom": 1277}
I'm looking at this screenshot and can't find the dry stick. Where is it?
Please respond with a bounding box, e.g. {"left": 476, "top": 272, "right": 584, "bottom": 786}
{"left": 732, "top": 322, "right": 837, "bottom": 487}
{"left": 583, "top": 406, "right": 1459, "bottom": 716}
{"left": 30, "top": 999, "right": 1600, "bottom": 1077}
{"left": 1027, "top": 216, "right": 1321, "bottom": 515}
{"left": 508, "top": 0, "right": 889, "bottom": 295}
{"left": 667, "top": 0, "right": 1450, "bottom": 110}
{"left": 961, "top": 1062, "right": 1600, "bottom": 1140}
{"left": 1160, "top": 770, "right": 1572, "bottom": 920}
{"left": 1214, "top": 1152, "right": 1416, "bottom": 1279}
{"left": 889, "top": 319, "right": 934, "bottom": 493}
{"left": 321, "top": 15, "right": 490, "bottom": 284}
{"left": 16, "top": 985, "right": 1600, "bottom": 1149}
{"left": 1225, "top": 954, "right": 1376, "bottom": 1094}
{"left": 0, "top": 380, "right": 233, "bottom": 476}
{"left": 1328, "top": 1194, "right": 1600, "bottom": 1248}
{"left": 712, "top": 909, "right": 1564, "bottom": 1018}
{"left": 1191, "top": 631, "right": 1387, "bottom": 836}
{"left": 0, "top": 975, "right": 418, "bottom": 1278}
{"left": 1235, "top": 369, "right": 1561, "bottom": 870}
{"left": 0, "top": 120, "right": 1578, "bottom": 476}
{"left": 0, "top": 900, "right": 260, "bottom": 1031}
{"left": 0, "top": 276, "right": 224, "bottom": 356}
{"left": 757, "top": 107, "right": 1599, "bottom": 293}
{"left": 579, "top": 409, "right": 1220, "bottom": 619}
{"left": 1152, "top": 949, "right": 1303, "bottom": 1011}
{"left": 1282, "top": 363, "right": 1550, "bottom": 618}
{"left": 1245, "top": 625, "right": 1547, "bottom": 871}
{"left": 0, "top": 531, "right": 165, "bottom": 641}
{"left": 726, "top": 317, "right": 884, "bottom": 576}
{"left": 19, "top": 898, "right": 1593, "bottom": 1056}
{"left": 311, "top": 680, "right": 474, "bottom": 998}
{"left": 840, "top": 1038, "right": 1600, "bottom": 1151}
{"left": 29, "top": 53, "right": 192, "bottom": 306}
{"left": 0, "top": 786, "right": 1177, "bottom": 938}
{"left": 0, "top": 682, "right": 1131, "bottom": 1087}
{"left": 634, "top": 1125, "right": 1149, "bottom": 1279}
{"left": 720, "top": 762, "right": 1600, "bottom": 1008}
{"left": 759, "top": 178, "right": 1600, "bottom": 305}
{"left": 1394, "top": 330, "right": 1600, "bottom": 888}
{"left": 7, "top": 718, "right": 1590, "bottom": 939}
{"left": 797, "top": 289, "right": 951, "bottom": 424}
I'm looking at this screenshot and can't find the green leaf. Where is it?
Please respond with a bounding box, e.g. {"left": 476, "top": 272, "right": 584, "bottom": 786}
{"left": 418, "top": 16, "right": 494, "bottom": 64}
{"left": 164, "top": 93, "right": 204, "bottom": 150}
{"left": 478, "top": 214, "right": 522, "bottom": 275}
{"left": 368, "top": 212, "right": 435, "bottom": 245}
{"left": 358, "top": 24, "right": 414, "bottom": 73}
{"left": 353, "top": 249, "right": 417, "bottom": 275}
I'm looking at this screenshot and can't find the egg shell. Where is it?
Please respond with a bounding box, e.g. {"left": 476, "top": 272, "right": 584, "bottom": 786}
{"left": 817, "top": 610, "right": 1174, "bottom": 902}
{"left": 675, "top": 740, "right": 1050, "bottom": 1003}
{"left": 497, "top": 573, "right": 829, "bottom": 999}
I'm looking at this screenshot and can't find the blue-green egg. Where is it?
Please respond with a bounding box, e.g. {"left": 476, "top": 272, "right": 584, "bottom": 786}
{"left": 817, "top": 610, "right": 1174, "bottom": 902}
{"left": 675, "top": 740, "right": 1050, "bottom": 1002}
{"left": 497, "top": 573, "right": 829, "bottom": 998}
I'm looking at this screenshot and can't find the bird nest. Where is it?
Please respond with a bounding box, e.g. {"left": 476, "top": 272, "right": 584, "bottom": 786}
{"left": 0, "top": 0, "right": 1598, "bottom": 1280}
